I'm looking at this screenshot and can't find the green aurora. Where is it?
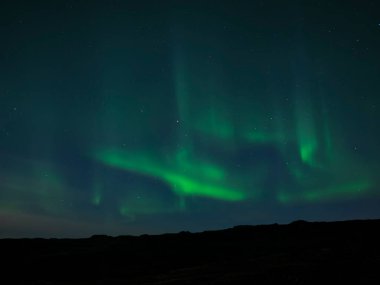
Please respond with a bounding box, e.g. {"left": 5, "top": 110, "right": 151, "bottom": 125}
{"left": 0, "top": 0, "right": 379, "bottom": 237}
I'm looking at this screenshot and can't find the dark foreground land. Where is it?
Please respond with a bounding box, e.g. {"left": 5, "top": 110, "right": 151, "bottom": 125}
{"left": 2, "top": 219, "right": 380, "bottom": 284}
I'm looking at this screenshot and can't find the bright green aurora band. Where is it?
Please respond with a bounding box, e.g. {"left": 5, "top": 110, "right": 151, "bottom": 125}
{"left": 93, "top": 44, "right": 374, "bottom": 217}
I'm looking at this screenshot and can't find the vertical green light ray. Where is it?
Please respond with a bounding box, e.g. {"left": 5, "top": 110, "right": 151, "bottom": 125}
{"left": 91, "top": 182, "right": 102, "bottom": 206}
{"left": 173, "top": 45, "right": 235, "bottom": 142}
{"left": 294, "top": 87, "right": 319, "bottom": 167}
{"left": 203, "top": 69, "right": 235, "bottom": 141}
{"left": 169, "top": 45, "right": 243, "bottom": 204}
{"left": 193, "top": 107, "right": 234, "bottom": 140}
{"left": 172, "top": 47, "right": 197, "bottom": 190}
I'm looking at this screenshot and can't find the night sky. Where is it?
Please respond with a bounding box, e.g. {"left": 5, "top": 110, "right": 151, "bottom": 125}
{"left": 1, "top": 0, "right": 380, "bottom": 238}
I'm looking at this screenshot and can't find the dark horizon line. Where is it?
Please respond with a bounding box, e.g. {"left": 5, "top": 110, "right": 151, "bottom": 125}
{"left": 2, "top": 217, "right": 379, "bottom": 240}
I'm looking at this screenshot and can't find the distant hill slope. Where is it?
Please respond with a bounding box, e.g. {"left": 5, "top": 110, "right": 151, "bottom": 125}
{"left": 2, "top": 219, "right": 380, "bottom": 284}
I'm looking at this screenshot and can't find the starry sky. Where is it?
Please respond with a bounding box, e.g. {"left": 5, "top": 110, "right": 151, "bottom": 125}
{"left": 1, "top": 0, "right": 380, "bottom": 237}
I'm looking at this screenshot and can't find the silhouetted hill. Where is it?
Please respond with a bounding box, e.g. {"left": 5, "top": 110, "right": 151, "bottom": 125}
{"left": 2, "top": 219, "right": 380, "bottom": 284}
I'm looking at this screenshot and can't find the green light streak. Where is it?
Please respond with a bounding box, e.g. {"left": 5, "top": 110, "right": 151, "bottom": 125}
{"left": 193, "top": 108, "right": 234, "bottom": 140}
{"left": 166, "top": 172, "right": 243, "bottom": 201}
{"left": 94, "top": 149, "right": 245, "bottom": 202}
{"left": 293, "top": 83, "right": 320, "bottom": 167}
{"left": 173, "top": 48, "right": 235, "bottom": 142}
{"left": 174, "top": 148, "right": 225, "bottom": 181}
{"left": 296, "top": 109, "right": 318, "bottom": 167}
{"left": 92, "top": 183, "right": 102, "bottom": 206}
{"left": 277, "top": 180, "right": 372, "bottom": 204}
{"left": 300, "top": 142, "right": 317, "bottom": 164}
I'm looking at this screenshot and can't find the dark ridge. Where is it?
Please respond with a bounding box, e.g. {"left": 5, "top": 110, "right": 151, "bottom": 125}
{"left": 1, "top": 219, "right": 380, "bottom": 284}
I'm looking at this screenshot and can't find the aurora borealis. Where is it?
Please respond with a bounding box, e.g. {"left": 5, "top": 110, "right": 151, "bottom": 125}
{"left": 1, "top": 0, "right": 380, "bottom": 237}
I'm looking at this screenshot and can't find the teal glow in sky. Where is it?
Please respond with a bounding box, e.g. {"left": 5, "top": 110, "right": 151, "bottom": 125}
{"left": 1, "top": 0, "right": 380, "bottom": 237}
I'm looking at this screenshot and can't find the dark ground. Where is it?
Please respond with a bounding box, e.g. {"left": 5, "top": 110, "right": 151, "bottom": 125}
{"left": 2, "top": 219, "right": 380, "bottom": 284}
